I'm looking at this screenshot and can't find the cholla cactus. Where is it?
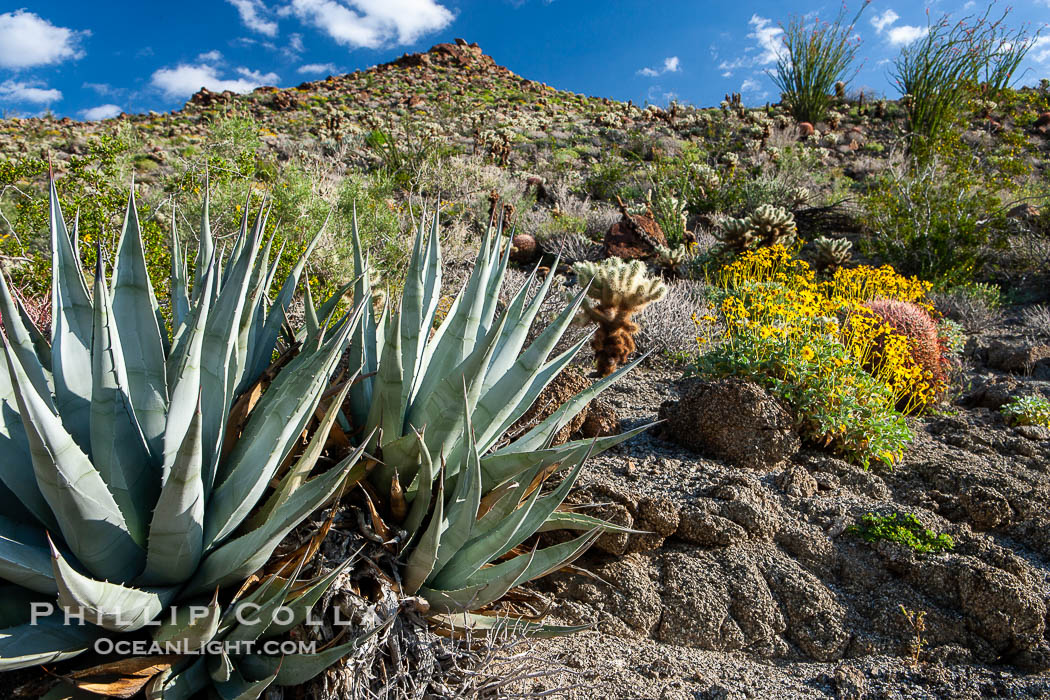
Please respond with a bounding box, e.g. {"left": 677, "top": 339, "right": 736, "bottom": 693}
{"left": 689, "top": 163, "right": 720, "bottom": 191}
{"left": 789, "top": 186, "right": 810, "bottom": 206}
{"left": 713, "top": 204, "right": 798, "bottom": 257}
{"left": 653, "top": 244, "right": 694, "bottom": 277}
{"left": 827, "top": 111, "right": 843, "bottom": 130}
{"left": 813, "top": 235, "right": 853, "bottom": 273}
{"left": 748, "top": 204, "right": 798, "bottom": 246}
{"left": 574, "top": 258, "right": 667, "bottom": 375}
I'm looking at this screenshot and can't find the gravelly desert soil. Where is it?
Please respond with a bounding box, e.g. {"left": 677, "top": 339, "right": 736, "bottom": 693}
{"left": 509, "top": 320, "right": 1050, "bottom": 699}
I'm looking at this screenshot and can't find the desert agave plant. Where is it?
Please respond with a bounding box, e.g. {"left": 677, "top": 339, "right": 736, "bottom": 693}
{"left": 714, "top": 204, "right": 798, "bottom": 256}
{"left": 344, "top": 211, "right": 649, "bottom": 625}
{"left": 573, "top": 257, "right": 668, "bottom": 377}
{"left": 813, "top": 235, "right": 853, "bottom": 274}
{"left": 0, "top": 179, "right": 375, "bottom": 696}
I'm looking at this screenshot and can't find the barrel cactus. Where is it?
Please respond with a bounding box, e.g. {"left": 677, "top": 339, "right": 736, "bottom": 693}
{"left": 0, "top": 179, "right": 373, "bottom": 696}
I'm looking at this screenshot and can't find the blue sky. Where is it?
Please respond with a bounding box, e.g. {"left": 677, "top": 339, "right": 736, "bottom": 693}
{"left": 1, "top": 0, "right": 1048, "bottom": 120}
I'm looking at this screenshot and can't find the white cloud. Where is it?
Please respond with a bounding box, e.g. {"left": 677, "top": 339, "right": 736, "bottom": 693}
{"left": 288, "top": 33, "right": 304, "bottom": 53}
{"left": 887, "top": 25, "right": 927, "bottom": 46}
{"left": 198, "top": 50, "right": 224, "bottom": 62}
{"left": 283, "top": 0, "right": 454, "bottom": 49}
{"left": 80, "top": 104, "right": 122, "bottom": 120}
{"left": 718, "top": 15, "right": 785, "bottom": 77}
{"left": 0, "top": 79, "right": 61, "bottom": 104}
{"left": 151, "top": 61, "right": 280, "bottom": 99}
{"left": 870, "top": 9, "right": 899, "bottom": 34}
{"left": 748, "top": 15, "right": 785, "bottom": 66}
{"left": 1032, "top": 35, "right": 1050, "bottom": 63}
{"left": 0, "top": 10, "right": 86, "bottom": 69}
{"left": 638, "top": 56, "right": 681, "bottom": 78}
{"left": 226, "top": 0, "right": 279, "bottom": 37}
{"left": 740, "top": 78, "right": 761, "bottom": 93}
{"left": 297, "top": 62, "right": 339, "bottom": 74}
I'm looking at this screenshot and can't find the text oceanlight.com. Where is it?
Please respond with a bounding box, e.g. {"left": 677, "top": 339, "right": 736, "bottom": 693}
{"left": 93, "top": 639, "right": 318, "bottom": 656}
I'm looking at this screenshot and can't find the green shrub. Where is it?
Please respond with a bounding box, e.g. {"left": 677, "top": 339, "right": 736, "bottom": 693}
{"left": 860, "top": 136, "right": 1010, "bottom": 284}
{"left": 849, "top": 513, "right": 955, "bottom": 553}
{"left": 772, "top": 3, "right": 868, "bottom": 124}
{"left": 1001, "top": 395, "right": 1050, "bottom": 428}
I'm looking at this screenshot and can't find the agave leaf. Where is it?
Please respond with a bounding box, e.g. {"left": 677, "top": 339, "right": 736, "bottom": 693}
{"left": 365, "top": 299, "right": 404, "bottom": 458}
{"left": 0, "top": 613, "right": 97, "bottom": 671}
{"left": 48, "top": 180, "right": 93, "bottom": 450}
{"left": 346, "top": 206, "right": 379, "bottom": 429}
{"left": 0, "top": 372, "right": 57, "bottom": 530}
{"left": 0, "top": 270, "right": 53, "bottom": 407}
{"left": 401, "top": 430, "right": 435, "bottom": 538}
{"left": 3, "top": 334, "right": 144, "bottom": 582}
{"left": 232, "top": 222, "right": 275, "bottom": 397}
{"left": 90, "top": 257, "right": 154, "bottom": 543}
{"left": 205, "top": 312, "right": 358, "bottom": 547}
{"left": 428, "top": 399, "right": 483, "bottom": 577}
{"left": 462, "top": 529, "right": 600, "bottom": 592}
{"left": 185, "top": 440, "right": 369, "bottom": 595}
{"left": 536, "top": 510, "right": 646, "bottom": 535}
{"left": 263, "top": 555, "right": 357, "bottom": 638}
{"left": 478, "top": 223, "right": 512, "bottom": 338}
{"left": 141, "top": 400, "right": 204, "bottom": 585}
{"left": 247, "top": 221, "right": 326, "bottom": 382}
{"left": 303, "top": 279, "right": 320, "bottom": 340}
{"left": 111, "top": 188, "right": 168, "bottom": 458}
{"left": 480, "top": 424, "right": 650, "bottom": 490}
{"left": 411, "top": 223, "right": 499, "bottom": 405}
{"left": 51, "top": 539, "right": 176, "bottom": 633}
{"left": 199, "top": 205, "right": 264, "bottom": 489}
{"left": 216, "top": 571, "right": 285, "bottom": 637}
{"left": 62, "top": 656, "right": 182, "bottom": 699}
{"left": 0, "top": 479, "right": 36, "bottom": 526}
{"left": 479, "top": 262, "right": 555, "bottom": 394}
{"left": 192, "top": 179, "right": 214, "bottom": 302}
{"left": 153, "top": 590, "right": 221, "bottom": 652}
{"left": 170, "top": 202, "right": 191, "bottom": 330}
{"left": 213, "top": 663, "right": 278, "bottom": 700}
{"left": 163, "top": 266, "right": 214, "bottom": 484}
{"left": 146, "top": 659, "right": 209, "bottom": 700}
{"left": 402, "top": 464, "right": 445, "bottom": 595}
{"left": 409, "top": 310, "right": 510, "bottom": 475}
{"left": 420, "top": 545, "right": 534, "bottom": 613}
{"left": 470, "top": 287, "right": 591, "bottom": 451}
{"left": 498, "top": 356, "right": 648, "bottom": 454}
{"left": 429, "top": 611, "right": 591, "bottom": 639}
{"left": 237, "top": 616, "right": 395, "bottom": 687}
{"left": 433, "top": 445, "right": 590, "bottom": 588}
{"left": 224, "top": 571, "right": 297, "bottom": 642}
{"left": 244, "top": 377, "right": 356, "bottom": 532}
{"left": 0, "top": 513, "right": 56, "bottom": 594}
{"left": 428, "top": 469, "right": 544, "bottom": 590}
{"left": 398, "top": 212, "right": 433, "bottom": 409}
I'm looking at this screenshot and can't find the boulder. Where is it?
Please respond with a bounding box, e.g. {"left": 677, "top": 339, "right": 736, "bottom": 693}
{"left": 659, "top": 378, "right": 800, "bottom": 470}
{"left": 603, "top": 212, "right": 667, "bottom": 260}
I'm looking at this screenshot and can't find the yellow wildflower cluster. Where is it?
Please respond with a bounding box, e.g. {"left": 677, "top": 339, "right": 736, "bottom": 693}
{"left": 697, "top": 245, "right": 948, "bottom": 468}
{"left": 714, "top": 246, "right": 943, "bottom": 412}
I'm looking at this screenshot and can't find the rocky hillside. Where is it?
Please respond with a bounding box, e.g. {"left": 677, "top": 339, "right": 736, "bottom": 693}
{"left": 2, "top": 39, "right": 1050, "bottom": 700}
